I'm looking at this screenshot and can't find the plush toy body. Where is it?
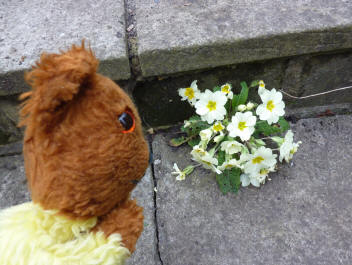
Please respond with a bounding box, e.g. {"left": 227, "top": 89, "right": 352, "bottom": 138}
{"left": 0, "top": 43, "right": 149, "bottom": 265}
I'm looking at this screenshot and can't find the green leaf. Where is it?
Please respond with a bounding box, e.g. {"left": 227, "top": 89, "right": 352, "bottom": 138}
{"left": 217, "top": 151, "right": 226, "bottom": 166}
{"left": 216, "top": 173, "right": 232, "bottom": 195}
{"left": 189, "top": 115, "right": 201, "bottom": 121}
{"left": 228, "top": 168, "right": 241, "bottom": 193}
{"left": 216, "top": 168, "right": 242, "bottom": 194}
{"left": 238, "top": 81, "right": 249, "bottom": 105}
{"left": 169, "top": 136, "right": 188, "bottom": 147}
{"left": 255, "top": 121, "right": 281, "bottom": 136}
{"left": 188, "top": 137, "right": 201, "bottom": 147}
{"left": 213, "top": 86, "right": 221, "bottom": 92}
{"left": 182, "top": 115, "right": 209, "bottom": 137}
{"left": 278, "top": 117, "right": 290, "bottom": 132}
{"left": 232, "top": 94, "right": 240, "bottom": 110}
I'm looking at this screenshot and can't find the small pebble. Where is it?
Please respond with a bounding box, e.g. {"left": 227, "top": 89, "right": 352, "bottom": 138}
{"left": 127, "top": 24, "right": 134, "bottom": 32}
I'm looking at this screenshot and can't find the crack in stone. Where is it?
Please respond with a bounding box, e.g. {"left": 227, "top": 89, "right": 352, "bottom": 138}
{"left": 148, "top": 139, "right": 164, "bottom": 265}
{"left": 123, "top": 0, "right": 142, "bottom": 81}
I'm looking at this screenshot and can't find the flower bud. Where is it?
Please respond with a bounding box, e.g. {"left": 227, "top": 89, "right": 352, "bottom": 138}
{"left": 237, "top": 104, "right": 247, "bottom": 112}
{"left": 246, "top": 102, "right": 255, "bottom": 110}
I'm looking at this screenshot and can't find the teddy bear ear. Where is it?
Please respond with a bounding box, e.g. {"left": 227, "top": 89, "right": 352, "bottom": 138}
{"left": 19, "top": 41, "right": 98, "bottom": 132}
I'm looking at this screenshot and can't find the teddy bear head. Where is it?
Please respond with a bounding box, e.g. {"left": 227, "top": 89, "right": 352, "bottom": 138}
{"left": 19, "top": 43, "right": 149, "bottom": 218}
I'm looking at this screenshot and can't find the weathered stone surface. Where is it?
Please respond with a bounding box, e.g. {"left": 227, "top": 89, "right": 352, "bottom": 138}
{"left": 282, "top": 51, "right": 352, "bottom": 107}
{"left": 0, "top": 155, "right": 29, "bottom": 209}
{"left": 0, "top": 98, "right": 23, "bottom": 144}
{"left": 0, "top": 0, "right": 130, "bottom": 95}
{"left": 152, "top": 115, "right": 352, "bottom": 265}
{"left": 0, "top": 141, "right": 23, "bottom": 157}
{"left": 129, "top": 167, "right": 161, "bottom": 265}
{"left": 136, "top": 0, "right": 352, "bottom": 77}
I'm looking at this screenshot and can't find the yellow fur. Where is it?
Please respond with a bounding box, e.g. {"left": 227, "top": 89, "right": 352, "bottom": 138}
{"left": 0, "top": 202, "right": 130, "bottom": 265}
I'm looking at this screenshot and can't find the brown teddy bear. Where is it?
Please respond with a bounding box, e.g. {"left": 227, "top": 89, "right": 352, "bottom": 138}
{"left": 0, "top": 42, "right": 149, "bottom": 265}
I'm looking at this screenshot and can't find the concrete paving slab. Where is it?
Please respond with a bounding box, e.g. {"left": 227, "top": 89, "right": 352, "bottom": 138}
{"left": 129, "top": 167, "right": 161, "bottom": 265}
{"left": 152, "top": 115, "right": 352, "bottom": 265}
{"left": 0, "top": 0, "right": 130, "bottom": 95}
{"left": 0, "top": 151, "right": 159, "bottom": 264}
{"left": 0, "top": 155, "right": 29, "bottom": 209}
{"left": 136, "top": 0, "right": 352, "bottom": 77}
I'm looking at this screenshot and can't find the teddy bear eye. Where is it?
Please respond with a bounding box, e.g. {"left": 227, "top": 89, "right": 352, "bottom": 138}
{"left": 118, "top": 110, "right": 135, "bottom": 133}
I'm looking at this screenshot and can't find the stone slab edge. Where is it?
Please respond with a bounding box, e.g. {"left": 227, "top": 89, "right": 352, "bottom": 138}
{"left": 139, "top": 25, "right": 352, "bottom": 77}
{"left": 0, "top": 57, "right": 130, "bottom": 96}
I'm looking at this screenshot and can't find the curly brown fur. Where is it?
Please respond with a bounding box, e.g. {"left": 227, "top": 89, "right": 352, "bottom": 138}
{"left": 20, "top": 42, "right": 149, "bottom": 252}
{"left": 95, "top": 199, "right": 144, "bottom": 252}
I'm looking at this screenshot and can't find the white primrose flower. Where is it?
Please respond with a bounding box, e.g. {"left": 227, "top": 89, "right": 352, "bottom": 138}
{"left": 218, "top": 159, "right": 242, "bottom": 171}
{"left": 258, "top": 80, "right": 266, "bottom": 95}
{"left": 212, "top": 121, "right": 225, "bottom": 133}
{"left": 240, "top": 166, "right": 275, "bottom": 187}
{"left": 256, "top": 88, "right": 285, "bottom": 125}
{"left": 227, "top": 112, "right": 257, "bottom": 141}
{"left": 178, "top": 80, "right": 200, "bottom": 105}
{"left": 199, "top": 153, "right": 221, "bottom": 174}
{"left": 195, "top": 90, "right": 227, "bottom": 124}
{"left": 279, "top": 130, "right": 302, "bottom": 163}
{"left": 237, "top": 104, "right": 247, "bottom": 112}
{"left": 220, "top": 83, "right": 233, "bottom": 99}
{"left": 199, "top": 128, "right": 213, "bottom": 142}
{"left": 190, "top": 144, "right": 207, "bottom": 162}
{"left": 242, "top": 146, "right": 277, "bottom": 176}
{"left": 220, "top": 140, "right": 243, "bottom": 155}
{"left": 171, "top": 163, "right": 186, "bottom": 181}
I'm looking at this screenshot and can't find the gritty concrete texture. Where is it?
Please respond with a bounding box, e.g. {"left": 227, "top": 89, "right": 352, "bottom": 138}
{"left": 0, "top": 141, "right": 23, "bottom": 157}
{"left": 282, "top": 51, "right": 352, "bottom": 107}
{"left": 136, "top": 0, "right": 352, "bottom": 77}
{"left": 0, "top": 0, "right": 130, "bottom": 95}
{"left": 0, "top": 155, "right": 29, "bottom": 209}
{"left": 152, "top": 115, "right": 352, "bottom": 265}
{"left": 129, "top": 167, "right": 161, "bottom": 265}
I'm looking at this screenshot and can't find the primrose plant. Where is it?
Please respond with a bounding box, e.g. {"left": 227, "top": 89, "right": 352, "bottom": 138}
{"left": 171, "top": 80, "right": 301, "bottom": 194}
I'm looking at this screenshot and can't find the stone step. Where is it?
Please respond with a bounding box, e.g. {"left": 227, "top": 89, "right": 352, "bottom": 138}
{"left": 136, "top": 0, "right": 352, "bottom": 77}
{"left": 0, "top": 0, "right": 351, "bottom": 136}
{"left": 151, "top": 115, "right": 352, "bottom": 265}
{"left": 0, "top": 0, "right": 130, "bottom": 96}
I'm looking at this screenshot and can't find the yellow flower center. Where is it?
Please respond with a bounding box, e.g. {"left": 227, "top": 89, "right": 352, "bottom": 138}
{"left": 185, "top": 87, "right": 195, "bottom": 99}
{"left": 213, "top": 123, "right": 224, "bottom": 132}
{"left": 221, "top": 85, "right": 230, "bottom": 94}
{"left": 225, "top": 164, "right": 233, "bottom": 169}
{"left": 266, "top": 100, "right": 275, "bottom": 112}
{"left": 252, "top": 156, "right": 264, "bottom": 164}
{"left": 238, "top": 121, "right": 247, "bottom": 131}
{"left": 260, "top": 168, "right": 269, "bottom": 175}
{"left": 206, "top": 101, "right": 217, "bottom": 111}
{"left": 259, "top": 81, "right": 265, "bottom": 87}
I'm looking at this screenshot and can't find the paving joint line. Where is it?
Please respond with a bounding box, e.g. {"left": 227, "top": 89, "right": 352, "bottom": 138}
{"left": 123, "top": 0, "right": 142, "bottom": 83}
{"left": 147, "top": 138, "right": 164, "bottom": 265}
